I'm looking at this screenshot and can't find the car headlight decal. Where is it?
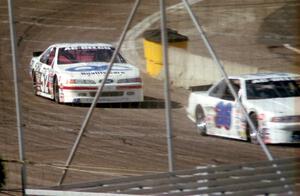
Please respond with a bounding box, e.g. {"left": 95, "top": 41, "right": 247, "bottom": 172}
{"left": 271, "top": 116, "right": 300, "bottom": 123}
{"left": 117, "top": 77, "right": 142, "bottom": 83}
{"left": 99, "top": 79, "right": 114, "bottom": 84}
{"left": 66, "top": 79, "right": 96, "bottom": 84}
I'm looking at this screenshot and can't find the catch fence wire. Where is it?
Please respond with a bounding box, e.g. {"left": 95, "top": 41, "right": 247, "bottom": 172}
{"left": 1, "top": 0, "right": 161, "bottom": 190}
{"left": 58, "top": 0, "right": 178, "bottom": 185}
{"left": 58, "top": 0, "right": 187, "bottom": 184}
{"left": 181, "top": 0, "right": 273, "bottom": 161}
{"left": 4, "top": 0, "right": 296, "bottom": 193}
{"left": 59, "top": 0, "right": 274, "bottom": 185}
{"left": 57, "top": 0, "right": 143, "bottom": 185}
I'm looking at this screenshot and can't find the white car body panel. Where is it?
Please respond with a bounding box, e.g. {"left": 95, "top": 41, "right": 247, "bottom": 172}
{"left": 30, "top": 43, "right": 144, "bottom": 104}
{"left": 186, "top": 73, "right": 300, "bottom": 144}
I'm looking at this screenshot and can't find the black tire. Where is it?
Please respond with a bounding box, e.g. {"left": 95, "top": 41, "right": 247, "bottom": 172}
{"left": 246, "top": 113, "right": 259, "bottom": 144}
{"left": 32, "top": 71, "right": 38, "bottom": 96}
{"left": 53, "top": 77, "right": 61, "bottom": 104}
{"left": 195, "top": 105, "right": 207, "bottom": 136}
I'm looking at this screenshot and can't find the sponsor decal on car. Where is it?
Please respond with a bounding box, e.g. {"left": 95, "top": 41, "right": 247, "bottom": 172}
{"left": 215, "top": 102, "right": 232, "bottom": 130}
{"left": 64, "top": 46, "right": 112, "bottom": 50}
{"left": 65, "top": 65, "right": 131, "bottom": 75}
{"left": 66, "top": 65, "right": 131, "bottom": 72}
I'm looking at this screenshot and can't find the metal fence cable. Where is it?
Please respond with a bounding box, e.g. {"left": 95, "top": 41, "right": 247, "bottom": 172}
{"left": 181, "top": 0, "right": 274, "bottom": 161}
{"left": 57, "top": 0, "right": 141, "bottom": 185}
{"left": 7, "top": 0, "right": 27, "bottom": 195}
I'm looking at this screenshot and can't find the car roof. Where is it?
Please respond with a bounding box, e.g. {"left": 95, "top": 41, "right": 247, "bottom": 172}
{"left": 50, "top": 43, "right": 114, "bottom": 48}
{"left": 229, "top": 72, "right": 300, "bottom": 80}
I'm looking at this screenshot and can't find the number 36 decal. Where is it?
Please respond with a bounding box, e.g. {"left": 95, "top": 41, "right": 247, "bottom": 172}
{"left": 215, "top": 102, "right": 232, "bottom": 130}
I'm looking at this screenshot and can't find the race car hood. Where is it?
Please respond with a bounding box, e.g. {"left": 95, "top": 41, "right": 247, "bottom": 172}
{"left": 56, "top": 62, "right": 140, "bottom": 80}
{"left": 247, "top": 97, "right": 300, "bottom": 116}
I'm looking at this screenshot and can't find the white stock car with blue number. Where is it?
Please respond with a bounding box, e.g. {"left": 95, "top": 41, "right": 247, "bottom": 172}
{"left": 29, "top": 43, "right": 143, "bottom": 104}
{"left": 186, "top": 73, "right": 300, "bottom": 144}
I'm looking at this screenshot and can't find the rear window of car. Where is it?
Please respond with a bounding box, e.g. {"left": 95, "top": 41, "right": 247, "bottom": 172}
{"left": 246, "top": 78, "right": 300, "bottom": 99}
{"left": 57, "top": 46, "right": 126, "bottom": 64}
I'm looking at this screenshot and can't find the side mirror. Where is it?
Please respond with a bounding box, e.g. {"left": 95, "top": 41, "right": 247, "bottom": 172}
{"left": 33, "top": 51, "right": 43, "bottom": 57}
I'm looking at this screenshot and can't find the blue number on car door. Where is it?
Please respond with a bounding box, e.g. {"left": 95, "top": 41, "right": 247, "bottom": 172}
{"left": 209, "top": 79, "right": 241, "bottom": 136}
{"left": 215, "top": 102, "right": 232, "bottom": 130}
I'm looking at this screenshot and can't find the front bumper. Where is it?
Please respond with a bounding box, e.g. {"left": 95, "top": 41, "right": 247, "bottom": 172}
{"left": 262, "top": 122, "right": 300, "bottom": 143}
{"left": 59, "top": 84, "right": 144, "bottom": 103}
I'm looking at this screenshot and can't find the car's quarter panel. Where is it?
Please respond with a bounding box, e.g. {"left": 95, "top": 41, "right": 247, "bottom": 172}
{"left": 30, "top": 46, "right": 57, "bottom": 99}
{"left": 186, "top": 91, "right": 207, "bottom": 123}
{"left": 39, "top": 64, "right": 53, "bottom": 95}
{"left": 31, "top": 60, "right": 51, "bottom": 98}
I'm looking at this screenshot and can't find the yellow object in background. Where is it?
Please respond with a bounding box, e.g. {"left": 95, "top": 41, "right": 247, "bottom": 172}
{"left": 143, "top": 29, "right": 188, "bottom": 77}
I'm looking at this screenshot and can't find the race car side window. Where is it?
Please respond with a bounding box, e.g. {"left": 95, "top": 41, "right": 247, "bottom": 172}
{"left": 47, "top": 47, "right": 56, "bottom": 66}
{"left": 40, "top": 48, "right": 50, "bottom": 64}
{"left": 40, "top": 47, "right": 56, "bottom": 66}
{"left": 209, "top": 79, "right": 227, "bottom": 98}
{"left": 209, "top": 79, "right": 239, "bottom": 101}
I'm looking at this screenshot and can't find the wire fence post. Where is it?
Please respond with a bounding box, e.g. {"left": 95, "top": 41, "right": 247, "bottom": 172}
{"left": 160, "top": 0, "right": 175, "bottom": 172}
{"left": 7, "top": 0, "right": 27, "bottom": 194}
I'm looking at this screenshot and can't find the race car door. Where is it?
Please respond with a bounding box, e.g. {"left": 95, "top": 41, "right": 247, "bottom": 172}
{"left": 37, "top": 47, "right": 56, "bottom": 96}
{"left": 206, "top": 79, "right": 245, "bottom": 140}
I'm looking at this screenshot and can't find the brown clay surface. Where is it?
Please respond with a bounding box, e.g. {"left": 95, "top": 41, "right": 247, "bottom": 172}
{"left": 0, "top": 0, "right": 299, "bottom": 192}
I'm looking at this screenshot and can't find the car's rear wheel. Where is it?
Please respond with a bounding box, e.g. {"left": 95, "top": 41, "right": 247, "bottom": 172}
{"left": 247, "top": 113, "right": 259, "bottom": 144}
{"left": 195, "top": 105, "right": 207, "bottom": 136}
{"left": 53, "top": 77, "right": 61, "bottom": 104}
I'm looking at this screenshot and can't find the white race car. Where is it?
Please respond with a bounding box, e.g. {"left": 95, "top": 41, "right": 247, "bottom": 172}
{"left": 186, "top": 73, "right": 300, "bottom": 144}
{"left": 29, "top": 43, "right": 143, "bottom": 104}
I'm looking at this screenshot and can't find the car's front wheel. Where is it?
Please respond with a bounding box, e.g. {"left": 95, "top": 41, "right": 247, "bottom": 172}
{"left": 53, "top": 77, "right": 61, "bottom": 104}
{"left": 195, "top": 105, "right": 207, "bottom": 136}
{"left": 246, "top": 113, "right": 259, "bottom": 144}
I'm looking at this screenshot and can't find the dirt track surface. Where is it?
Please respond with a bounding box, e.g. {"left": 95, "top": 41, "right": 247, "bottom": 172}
{"left": 0, "top": 0, "right": 299, "bottom": 192}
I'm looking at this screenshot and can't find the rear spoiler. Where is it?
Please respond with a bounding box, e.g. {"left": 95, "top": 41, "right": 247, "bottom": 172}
{"left": 189, "top": 84, "right": 212, "bottom": 92}
{"left": 32, "top": 51, "right": 43, "bottom": 57}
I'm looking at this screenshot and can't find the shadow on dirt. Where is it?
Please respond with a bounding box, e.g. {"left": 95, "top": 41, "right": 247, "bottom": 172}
{"left": 66, "top": 96, "right": 182, "bottom": 109}
{"left": 197, "top": 134, "right": 300, "bottom": 148}
{"left": 267, "top": 143, "right": 300, "bottom": 148}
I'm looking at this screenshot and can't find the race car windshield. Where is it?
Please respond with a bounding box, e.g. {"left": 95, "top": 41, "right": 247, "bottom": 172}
{"left": 246, "top": 79, "right": 300, "bottom": 99}
{"left": 57, "top": 47, "right": 126, "bottom": 64}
